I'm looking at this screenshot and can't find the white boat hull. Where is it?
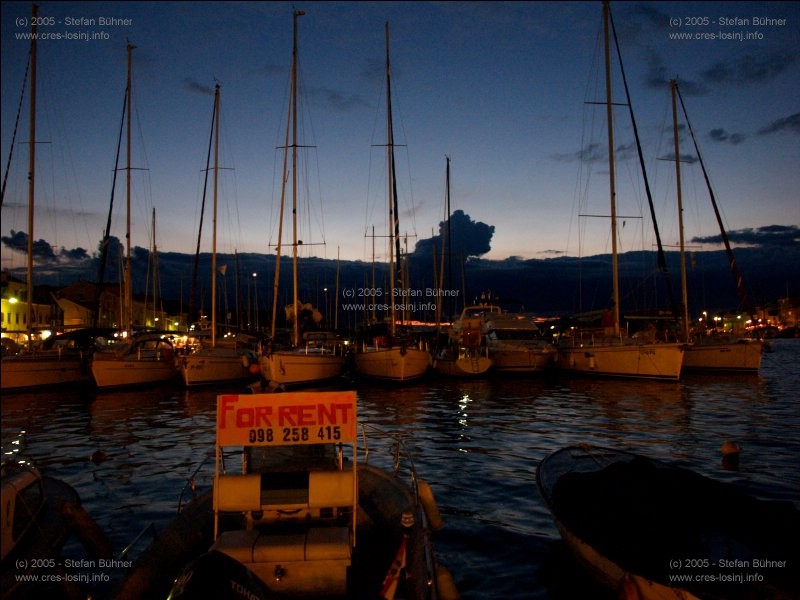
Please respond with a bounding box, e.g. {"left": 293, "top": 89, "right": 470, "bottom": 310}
{"left": 489, "top": 346, "right": 557, "bottom": 373}
{"left": 557, "top": 341, "right": 684, "bottom": 381}
{"left": 180, "top": 349, "right": 257, "bottom": 386}
{"left": 260, "top": 351, "right": 344, "bottom": 386}
{"left": 354, "top": 347, "right": 431, "bottom": 381}
{"left": 92, "top": 356, "right": 179, "bottom": 389}
{"left": 682, "top": 339, "right": 763, "bottom": 372}
{"left": 1, "top": 353, "right": 90, "bottom": 391}
{"left": 433, "top": 355, "right": 492, "bottom": 377}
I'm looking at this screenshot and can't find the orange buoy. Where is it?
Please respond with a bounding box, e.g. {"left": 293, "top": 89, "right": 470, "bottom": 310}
{"left": 418, "top": 479, "right": 443, "bottom": 532}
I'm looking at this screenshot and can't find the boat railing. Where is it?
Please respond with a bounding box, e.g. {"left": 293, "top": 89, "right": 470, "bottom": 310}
{"left": 358, "top": 422, "right": 443, "bottom": 595}
{"left": 117, "top": 522, "right": 157, "bottom": 562}
{"left": 358, "top": 423, "right": 422, "bottom": 498}
{"left": 177, "top": 451, "right": 216, "bottom": 513}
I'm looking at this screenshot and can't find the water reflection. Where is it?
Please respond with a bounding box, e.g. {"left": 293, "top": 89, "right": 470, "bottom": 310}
{"left": 0, "top": 340, "right": 797, "bottom": 599}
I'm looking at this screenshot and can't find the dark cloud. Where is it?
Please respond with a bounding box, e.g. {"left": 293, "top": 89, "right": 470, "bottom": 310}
{"left": 551, "top": 142, "right": 605, "bottom": 164}
{"left": 305, "top": 87, "right": 370, "bottom": 113}
{"left": 249, "top": 63, "right": 286, "bottom": 81}
{"left": 412, "top": 210, "right": 494, "bottom": 260}
{"left": 643, "top": 51, "right": 707, "bottom": 95}
{"left": 691, "top": 225, "right": 800, "bottom": 247}
{"left": 1, "top": 230, "right": 56, "bottom": 260}
{"left": 2, "top": 230, "right": 94, "bottom": 263}
{"left": 551, "top": 141, "right": 636, "bottom": 164}
{"left": 708, "top": 128, "right": 746, "bottom": 145}
{"left": 183, "top": 78, "right": 215, "bottom": 96}
{"left": 615, "top": 142, "right": 637, "bottom": 161}
{"left": 631, "top": 3, "right": 669, "bottom": 29}
{"left": 757, "top": 112, "right": 800, "bottom": 137}
{"left": 60, "top": 247, "right": 90, "bottom": 261}
{"left": 702, "top": 51, "right": 797, "bottom": 85}
{"left": 658, "top": 152, "right": 698, "bottom": 165}
{"left": 360, "top": 58, "right": 385, "bottom": 86}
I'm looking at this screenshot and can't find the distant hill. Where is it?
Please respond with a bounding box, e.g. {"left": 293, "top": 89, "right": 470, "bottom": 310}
{"left": 9, "top": 245, "right": 797, "bottom": 326}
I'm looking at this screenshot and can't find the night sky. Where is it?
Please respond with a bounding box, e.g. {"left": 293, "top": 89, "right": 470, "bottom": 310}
{"left": 2, "top": 1, "right": 798, "bottom": 275}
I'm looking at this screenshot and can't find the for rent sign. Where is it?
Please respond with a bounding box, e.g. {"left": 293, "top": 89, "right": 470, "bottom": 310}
{"left": 216, "top": 391, "right": 357, "bottom": 447}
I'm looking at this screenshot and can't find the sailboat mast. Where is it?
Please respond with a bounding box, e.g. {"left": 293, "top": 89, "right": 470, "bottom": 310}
{"left": 675, "top": 83, "right": 754, "bottom": 319}
{"left": 291, "top": 9, "right": 304, "bottom": 347}
{"left": 270, "top": 23, "right": 295, "bottom": 340}
{"left": 385, "top": 22, "right": 401, "bottom": 334}
{"left": 335, "top": 246, "right": 340, "bottom": 331}
{"left": 603, "top": 2, "right": 620, "bottom": 336}
{"left": 371, "top": 225, "right": 377, "bottom": 323}
{"left": 211, "top": 84, "right": 220, "bottom": 347}
{"left": 26, "top": 5, "right": 37, "bottom": 346}
{"left": 151, "top": 207, "right": 158, "bottom": 326}
{"left": 671, "top": 80, "right": 690, "bottom": 340}
{"left": 445, "top": 156, "right": 453, "bottom": 321}
{"left": 190, "top": 88, "right": 217, "bottom": 327}
{"left": 125, "top": 43, "right": 135, "bottom": 338}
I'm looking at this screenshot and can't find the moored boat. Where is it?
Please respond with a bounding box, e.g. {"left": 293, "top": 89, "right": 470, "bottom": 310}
{"left": 2, "top": 327, "right": 118, "bottom": 392}
{"left": 260, "top": 331, "right": 345, "bottom": 388}
{"left": 668, "top": 80, "right": 765, "bottom": 374}
{"left": 180, "top": 85, "right": 262, "bottom": 388}
{"left": 354, "top": 323, "right": 432, "bottom": 382}
{"left": 352, "top": 23, "right": 432, "bottom": 385}
{"left": 682, "top": 336, "right": 764, "bottom": 372}
{"left": 556, "top": 2, "right": 684, "bottom": 381}
{"left": 2, "top": 348, "right": 90, "bottom": 392}
{"left": 536, "top": 444, "right": 800, "bottom": 600}
{"left": 91, "top": 332, "right": 180, "bottom": 389}
{"left": 432, "top": 306, "right": 492, "bottom": 378}
{"left": 1, "top": 458, "right": 111, "bottom": 599}
{"left": 260, "top": 11, "right": 345, "bottom": 389}
{"left": 113, "top": 389, "right": 456, "bottom": 599}
{"left": 483, "top": 309, "right": 557, "bottom": 374}
{"left": 0, "top": 7, "right": 99, "bottom": 394}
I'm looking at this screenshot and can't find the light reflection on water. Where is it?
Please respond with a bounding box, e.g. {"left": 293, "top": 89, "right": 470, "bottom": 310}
{"left": 1, "top": 339, "right": 798, "bottom": 599}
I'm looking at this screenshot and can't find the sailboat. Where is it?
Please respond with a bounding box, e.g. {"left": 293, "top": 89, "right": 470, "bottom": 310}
{"left": 432, "top": 305, "right": 493, "bottom": 377}
{"left": 353, "top": 23, "right": 432, "bottom": 383}
{"left": 1, "top": 7, "right": 93, "bottom": 392}
{"left": 670, "top": 80, "right": 764, "bottom": 372}
{"left": 91, "top": 44, "right": 180, "bottom": 389}
{"left": 556, "top": 2, "right": 684, "bottom": 381}
{"left": 432, "top": 158, "right": 492, "bottom": 377}
{"left": 259, "top": 11, "right": 345, "bottom": 388}
{"left": 180, "top": 85, "right": 260, "bottom": 386}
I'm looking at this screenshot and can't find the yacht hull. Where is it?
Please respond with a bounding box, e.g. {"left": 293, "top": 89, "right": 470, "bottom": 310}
{"left": 683, "top": 338, "right": 763, "bottom": 372}
{"left": 181, "top": 349, "right": 257, "bottom": 386}
{"left": 260, "top": 351, "right": 344, "bottom": 386}
{"left": 1, "top": 354, "right": 90, "bottom": 391}
{"left": 558, "top": 341, "right": 684, "bottom": 381}
{"left": 354, "top": 347, "right": 431, "bottom": 382}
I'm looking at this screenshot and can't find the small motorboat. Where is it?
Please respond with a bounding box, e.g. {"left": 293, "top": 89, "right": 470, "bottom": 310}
{"left": 1, "top": 460, "right": 111, "bottom": 599}
{"left": 113, "top": 390, "right": 458, "bottom": 600}
{"left": 536, "top": 444, "right": 800, "bottom": 600}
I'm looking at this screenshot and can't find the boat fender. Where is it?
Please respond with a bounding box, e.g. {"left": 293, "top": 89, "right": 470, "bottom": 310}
{"left": 249, "top": 362, "right": 261, "bottom": 375}
{"left": 588, "top": 355, "right": 596, "bottom": 370}
{"left": 435, "top": 564, "right": 461, "bottom": 600}
{"left": 722, "top": 440, "right": 741, "bottom": 468}
{"left": 60, "top": 500, "right": 114, "bottom": 559}
{"left": 241, "top": 354, "right": 251, "bottom": 368}
{"left": 418, "top": 479, "right": 443, "bottom": 532}
{"left": 89, "top": 450, "right": 109, "bottom": 462}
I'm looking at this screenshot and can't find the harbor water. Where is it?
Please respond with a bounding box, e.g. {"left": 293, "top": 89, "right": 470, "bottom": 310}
{"left": 2, "top": 339, "right": 798, "bottom": 599}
